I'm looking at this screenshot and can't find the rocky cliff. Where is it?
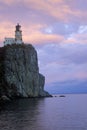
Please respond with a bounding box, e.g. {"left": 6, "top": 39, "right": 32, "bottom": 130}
{"left": 0, "top": 44, "right": 51, "bottom": 100}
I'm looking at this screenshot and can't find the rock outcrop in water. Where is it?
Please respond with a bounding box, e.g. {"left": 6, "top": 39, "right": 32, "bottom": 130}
{"left": 0, "top": 44, "right": 51, "bottom": 100}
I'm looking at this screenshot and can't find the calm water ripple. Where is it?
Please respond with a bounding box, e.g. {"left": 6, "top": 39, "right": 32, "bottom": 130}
{"left": 0, "top": 94, "right": 87, "bottom": 130}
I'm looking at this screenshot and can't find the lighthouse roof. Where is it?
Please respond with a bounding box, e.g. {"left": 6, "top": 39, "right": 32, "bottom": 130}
{"left": 16, "top": 23, "right": 21, "bottom": 31}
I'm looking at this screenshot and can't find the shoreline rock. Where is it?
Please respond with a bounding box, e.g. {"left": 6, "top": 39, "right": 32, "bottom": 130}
{"left": 0, "top": 44, "right": 52, "bottom": 100}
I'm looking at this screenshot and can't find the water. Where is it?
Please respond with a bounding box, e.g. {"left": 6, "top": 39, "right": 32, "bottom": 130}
{"left": 0, "top": 94, "right": 87, "bottom": 130}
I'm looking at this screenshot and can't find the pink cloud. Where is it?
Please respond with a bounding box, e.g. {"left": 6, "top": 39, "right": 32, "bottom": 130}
{"left": 63, "top": 32, "right": 87, "bottom": 45}
{"left": 0, "top": 22, "right": 64, "bottom": 45}
{"left": 41, "top": 63, "right": 87, "bottom": 84}
{"left": 0, "top": 0, "right": 15, "bottom": 5}
{"left": 75, "top": 72, "right": 87, "bottom": 79}
{"left": 24, "top": 33, "right": 64, "bottom": 44}
{"left": 0, "top": 21, "right": 15, "bottom": 45}
{"left": 21, "top": 0, "right": 87, "bottom": 23}
{"left": 1, "top": 0, "right": 87, "bottom": 23}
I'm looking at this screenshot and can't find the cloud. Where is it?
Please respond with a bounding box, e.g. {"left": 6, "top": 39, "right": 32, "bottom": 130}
{"left": 41, "top": 23, "right": 79, "bottom": 35}
{"left": 40, "top": 61, "right": 87, "bottom": 83}
{"left": 23, "top": 0, "right": 87, "bottom": 23}
{"left": 24, "top": 33, "right": 64, "bottom": 44}
{"left": 0, "top": 0, "right": 87, "bottom": 46}
{"left": 0, "top": 22, "right": 64, "bottom": 45}
{"left": 78, "top": 25, "right": 87, "bottom": 34}
{"left": 36, "top": 43, "right": 87, "bottom": 84}
{"left": 37, "top": 43, "right": 87, "bottom": 65}
{"left": 0, "top": 21, "right": 15, "bottom": 46}
{"left": 0, "top": 0, "right": 87, "bottom": 45}
{"left": 64, "top": 33, "right": 87, "bottom": 45}
{"left": 0, "top": 0, "right": 16, "bottom": 5}
{"left": 1, "top": 0, "right": 87, "bottom": 24}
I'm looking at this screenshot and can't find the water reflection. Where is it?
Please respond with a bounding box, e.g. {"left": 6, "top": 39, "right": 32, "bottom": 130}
{"left": 0, "top": 98, "right": 45, "bottom": 130}
{"left": 0, "top": 95, "right": 87, "bottom": 130}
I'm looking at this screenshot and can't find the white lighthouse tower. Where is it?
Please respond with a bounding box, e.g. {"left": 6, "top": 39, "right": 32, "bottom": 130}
{"left": 15, "top": 24, "right": 23, "bottom": 44}
{"left": 4, "top": 23, "right": 23, "bottom": 46}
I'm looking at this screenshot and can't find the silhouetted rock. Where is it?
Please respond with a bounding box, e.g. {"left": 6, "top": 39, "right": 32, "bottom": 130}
{"left": 59, "top": 95, "right": 65, "bottom": 97}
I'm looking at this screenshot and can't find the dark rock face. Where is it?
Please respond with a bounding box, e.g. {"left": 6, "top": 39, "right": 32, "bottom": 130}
{"left": 0, "top": 44, "right": 51, "bottom": 98}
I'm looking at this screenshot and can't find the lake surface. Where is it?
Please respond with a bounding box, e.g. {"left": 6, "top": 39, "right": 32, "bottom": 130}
{"left": 0, "top": 94, "right": 87, "bottom": 130}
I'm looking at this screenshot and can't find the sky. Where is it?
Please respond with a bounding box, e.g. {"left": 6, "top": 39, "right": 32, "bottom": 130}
{"left": 0, "top": 0, "right": 87, "bottom": 94}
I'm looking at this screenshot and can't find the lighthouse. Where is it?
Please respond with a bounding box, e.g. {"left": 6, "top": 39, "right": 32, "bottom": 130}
{"left": 4, "top": 23, "right": 23, "bottom": 46}
{"left": 15, "top": 24, "right": 23, "bottom": 44}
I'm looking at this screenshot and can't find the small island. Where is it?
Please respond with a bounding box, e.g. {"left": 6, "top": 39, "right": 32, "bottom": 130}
{"left": 0, "top": 24, "right": 51, "bottom": 102}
